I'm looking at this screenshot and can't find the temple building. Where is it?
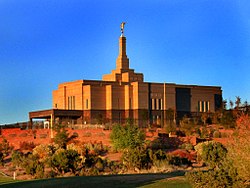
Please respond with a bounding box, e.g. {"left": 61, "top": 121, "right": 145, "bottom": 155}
{"left": 29, "top": 24, "right": 222, "bottom": 127}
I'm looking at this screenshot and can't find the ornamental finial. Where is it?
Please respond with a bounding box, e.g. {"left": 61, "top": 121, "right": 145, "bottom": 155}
{"left": 120, "top": 22, "right": 126, "bottom": 36}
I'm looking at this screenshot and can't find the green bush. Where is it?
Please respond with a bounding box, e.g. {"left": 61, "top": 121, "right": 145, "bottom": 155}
{"left": 50, "top": 148, "right": 80, "bottom": 175}
{"left": 179, "top": 143, "right": 194, "bottom": 151}
{"left": 0, "top": 138, "right": 14, "bottom": 165}
{"left": 186, "top": 161, "right": 245, "bottom": 188}
{"left": 122, "top": 147, "right": 150, "bottom": 170}
{"left": 110, "top": 124, "right": 145, "bottom": 151}
{"left": 213, "top": 131, "right": 221, "bottom": 138}
{"left": 11, "top": 150, "right": 23, "bottom": 168}
{"left": 201, "top": 142, "right": 227, "bottom": 169}
{"left": 54, "top": 124, "right": 69, "bottom": 148}
{"left": 21, "top": 154, "right": 44, "bottom": 178}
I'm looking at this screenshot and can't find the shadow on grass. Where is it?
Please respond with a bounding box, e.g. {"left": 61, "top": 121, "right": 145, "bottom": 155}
{"left": 0, "top": 170, "right": 187, "bottom": 188}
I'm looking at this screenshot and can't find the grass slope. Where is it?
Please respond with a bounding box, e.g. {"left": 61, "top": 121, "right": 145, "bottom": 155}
{"left": 0, "top": 171, "right": 192, "bottom": 188}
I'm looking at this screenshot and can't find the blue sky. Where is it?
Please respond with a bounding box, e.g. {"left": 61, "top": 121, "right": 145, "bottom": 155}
{"left": 1, "top": 0, "right": 250, "bottom": 124}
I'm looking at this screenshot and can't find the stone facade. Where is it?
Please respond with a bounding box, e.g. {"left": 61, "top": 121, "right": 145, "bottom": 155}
{"left": 51, "top": 31, "right": 222, "bottom": 126}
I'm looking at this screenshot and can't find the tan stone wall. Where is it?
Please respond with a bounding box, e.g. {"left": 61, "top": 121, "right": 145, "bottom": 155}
{"left": 52, "top": 80, "right": 83, "bottom": 110}
{"left": 90, "top": 85, "right": 106, "bottom": 110}
{"left": 191, "top": 86, "right": 221, "bottom": 112}
{"left": 83, "top": 85, "right": 91, "bottom": 110}
{"left": 165, "top": 85, "right": 176, "bottom": 110}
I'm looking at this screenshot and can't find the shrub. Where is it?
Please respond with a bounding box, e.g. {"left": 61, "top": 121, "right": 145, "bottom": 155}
{"left": 19, "top": 133, "right": 28, "bottom": 137}
{"left": 19, "top": 141, "right": 36, "bottom": 151}
{"left": 227, "top": 113, "right": 250, "bottom": 185}
{"left": 169, "top": 155, "right": 192, "bottom": 166}
{"left": 122, "top": 146, "right": 150, "bottom": 170}
{"left": 83, "top": 132, "right": 92, "bottom": 137}
{"left": 201, "top": 141, "right": 227, "bottom": 169}
{"left": 186, "top": 161, "right": 244, "bottom": 188}
{"left": 213, "top": 131, "right": 221, "bottom": 138}
{"left": 110, "top": 124, "right": 145, "bottom": 151}
{"left": 82, "top": 142, "right": 108, "bottom": 156}
{"left": 12, "top": 150, "right": 24, "bottom": 168}
{"left": 150, "top": 138, "right": 171, "bottom": 150}
{"left": 50, "top": 148, "right": 81, "bottom": 175}
{"left": 72, "top": 132, "right": 79, "bottom": 138}
{"left": 54, "top": 124, "right": 69, "bottom": 148}
{"left": 33, "top": 144, "right": 57, "bottom": 163}
{"left": 39, "top": 134, "right": 48, "bottom": 139}
{"left": 96, "top": 132, "right": 105, "bottom": 137}
{"left": 179, "top": 143, "right": 194, "bottom": 151}
{"left": 8, "top": 134, "right": 17, "bottom": 138}
{"left": 21, "top": 154, "right": 44, "bottom": 178}
{"left": 0, "top": 138, "right": 13, "bottom": 158}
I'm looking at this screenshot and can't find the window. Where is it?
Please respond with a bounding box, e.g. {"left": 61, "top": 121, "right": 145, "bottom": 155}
{"left": 86, "top": 99, "right": 89, "bottom": 109}
{"left": 198, "top": 101, "right": 210, "bottom": 112}
{"left": 152, "top": 98, "right": 162, "bottom": 110}
{"left": 68, "top": 96, "right": 75, "bottom": 110}
{"left": 158, "top": 99, "right": 162, "bottom": 110}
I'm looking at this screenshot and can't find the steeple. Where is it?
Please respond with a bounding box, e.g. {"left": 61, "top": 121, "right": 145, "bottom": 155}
{"left": 102, "top": 22, "right": 144, "bottom": 82}
{"left": 116, "top": 22, "right": 129, "bottom": 70}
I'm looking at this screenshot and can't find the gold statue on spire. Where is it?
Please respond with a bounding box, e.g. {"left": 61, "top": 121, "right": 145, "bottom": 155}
{"left": 120, "top": 22, "right": 126, "bottom": 35}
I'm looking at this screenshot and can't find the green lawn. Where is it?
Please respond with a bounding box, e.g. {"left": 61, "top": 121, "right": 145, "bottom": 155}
{"left": 0, "top": 176, "right": 17, "bottom": 185}
{"left": 0, "top": 171, "right": 192, "bottom": 188}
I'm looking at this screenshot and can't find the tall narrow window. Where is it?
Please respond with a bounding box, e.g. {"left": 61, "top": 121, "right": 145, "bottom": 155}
{"left": 68, "top": 96, "right": 75, "bottom": 110}
{"left": 206, "top": 101, "right": 210, "bottom": 112}
{"left": 158, "top": 99, "right": 162, "bottom": 110}
{"left": 129, "top": 98, "right": 132, "bottom": 109}
{"left": 68, "top": 96, "right": 71, "bottom": 110}
{"left": 201, "top": 101, "right": 205, "bottom": 112}
{"left": 86, "top": 99, "right": 89, "bottom": 109}
{"left": 152, "top": 98, "right": 155, "bottom": 110}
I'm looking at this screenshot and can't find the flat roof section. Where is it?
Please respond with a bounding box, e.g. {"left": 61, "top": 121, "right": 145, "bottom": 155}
{"left": 29, "top": 109, "right": 83, "bottom": 120}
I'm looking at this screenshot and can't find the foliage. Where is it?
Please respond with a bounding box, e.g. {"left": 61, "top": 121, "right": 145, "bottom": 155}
{"left": 188, "top": 139, "right": 247, "bottom": 188}
{"left": 50, "top": 148, "right": 81, "bottom": 175}
{"left": 110, "top": 124, "right": 145, "bottom": 151}
{"left": 186, "top": 166, "right": 244, "bottom": 188}
{"left": 220, "top": 110, "right": 236, "bottom": 128}
{"left": 150, "top": 138, "right": 171, "bottom": 150}
{"left": 19, "top": 141, "right": 36, "bottom": 151}
{"left": 54, "top": 124, "right": 69, "bottom": 148}
{"left": 195, "top": 141, "right": 227, "bottom": 169}
{"left": 179, "top": 143, "right": 194, "bottom": 151}
{"left": 212, "top": 130, "right": 221, "bottom": 138}
{"left": 33, "top": 144, "right": 59, "bottom": 163}
{"left": 0, "top": 138, "right": 13, "bottom": 165}
{"left": 179, "top": 116, "right": 195, "bottom": 136}
{"left": 21, "top": 154, "right": 44, "bottom": 178}
{"left": 122, "top": 146, "right": 151, "bottom": 170}
{"left": 82, "top": 142, "right": 108, "bottom": 156}
{"left": 11, "top": 150, "right": 24, "bottom": 169}
{"left": 165, "top": 108, "right": 176, "bottom": 133}
{"left": 227, "top": 113, "right": 250, "bottom": 185}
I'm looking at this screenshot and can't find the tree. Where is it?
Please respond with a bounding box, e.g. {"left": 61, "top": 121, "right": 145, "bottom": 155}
{"left": 235, "top": 96, "right": 241, "bottom": 109}
{"left": 229, "top": 100, "right": 234, "bottom": 110}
